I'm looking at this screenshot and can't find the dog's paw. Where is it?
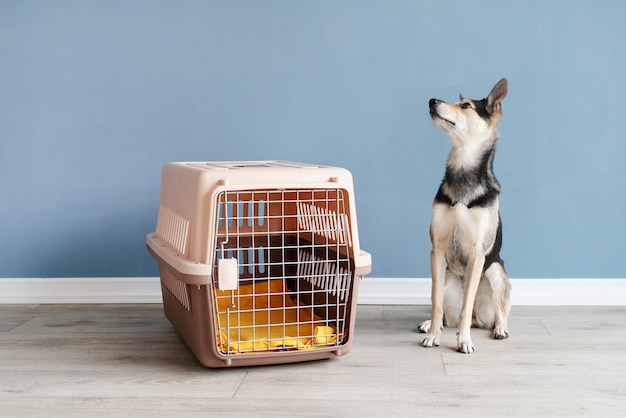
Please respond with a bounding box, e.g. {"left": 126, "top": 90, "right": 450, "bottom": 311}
{"left": 494, "top": 327, "right": 509, "bottom": 340}
{"left": 417, "top": 320, "right": 431, "bottom": 334}
{"left": 457, "top": 341, "right": 475, "bottom": 354}
{"left": 422, "top": 333, "right": 441, "bottom": 348}
{"left": 457, "top": 331, "right": 475, "bottom": 354}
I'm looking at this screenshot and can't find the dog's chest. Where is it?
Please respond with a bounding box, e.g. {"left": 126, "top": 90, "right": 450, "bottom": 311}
{"left": 446, "top": 206, "right": 474, "bottom": 268}
{"left": 433, "top": 203, "right": 499, "bottom": 272}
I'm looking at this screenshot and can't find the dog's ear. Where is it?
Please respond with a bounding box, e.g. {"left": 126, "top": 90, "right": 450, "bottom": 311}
{"left": 486, "top": 78, "right": 508, "bottom": 114}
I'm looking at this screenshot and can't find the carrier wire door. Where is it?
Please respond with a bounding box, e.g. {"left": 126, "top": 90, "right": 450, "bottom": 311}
{"left": 213, "top": 188, "right": 353, "bottom": 355}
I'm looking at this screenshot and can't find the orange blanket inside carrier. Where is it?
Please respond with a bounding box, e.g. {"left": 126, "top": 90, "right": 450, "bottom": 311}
{"left": 215, "top": 280, "right": 338, "bottom": 354}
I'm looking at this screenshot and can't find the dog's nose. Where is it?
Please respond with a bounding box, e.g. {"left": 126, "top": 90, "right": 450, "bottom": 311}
{"left": 429, "top": 98, "right": 441, "bottom": 108}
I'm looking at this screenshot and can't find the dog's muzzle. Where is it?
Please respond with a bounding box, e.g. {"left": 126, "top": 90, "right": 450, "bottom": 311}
{"left": 429, "top": 98, "right": 455, "bottom": 125}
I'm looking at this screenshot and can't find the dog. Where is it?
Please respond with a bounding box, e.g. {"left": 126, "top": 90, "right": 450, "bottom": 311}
{"left": 418, "top": 78, "right": 511, "bottom": 354}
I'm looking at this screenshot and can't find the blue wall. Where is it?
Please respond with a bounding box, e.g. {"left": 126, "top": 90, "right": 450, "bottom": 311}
{"left": 1, "top": 1, "right": 625, "bottom": 279}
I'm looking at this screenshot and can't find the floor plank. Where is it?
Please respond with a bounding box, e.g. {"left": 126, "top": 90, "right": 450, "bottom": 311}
{"left": 1, "top": 304, "right": 626, "bottom": 417}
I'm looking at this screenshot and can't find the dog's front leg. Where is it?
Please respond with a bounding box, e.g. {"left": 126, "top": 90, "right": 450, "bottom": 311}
{"left": 421, "top": 203, "right": 452, "bottom": 348}
{"left": 457, "top": 254, "right": 485, "bottom": 353}
{"left": 422, "top": 247, "right": 447, "bottom": 347}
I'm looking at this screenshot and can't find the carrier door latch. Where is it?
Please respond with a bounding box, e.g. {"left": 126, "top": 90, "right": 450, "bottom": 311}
{"left": 218, "top": 258, "right": 239, "bottom": 291}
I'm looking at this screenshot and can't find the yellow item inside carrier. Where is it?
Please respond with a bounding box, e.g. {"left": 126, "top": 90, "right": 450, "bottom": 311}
{"left": 215, "top": 279, "right": 338, "bottom": 353}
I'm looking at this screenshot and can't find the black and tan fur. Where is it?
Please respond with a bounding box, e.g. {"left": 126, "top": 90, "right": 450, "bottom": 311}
{"left": 418, "top": 78, "right": 511, "bottom": 353}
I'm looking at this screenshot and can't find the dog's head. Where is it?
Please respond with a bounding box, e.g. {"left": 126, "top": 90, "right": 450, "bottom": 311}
{"left": 429, "top": 78, "right": 508, "bottom": 146}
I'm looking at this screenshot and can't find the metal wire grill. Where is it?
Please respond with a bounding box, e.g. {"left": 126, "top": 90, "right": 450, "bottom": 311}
{"left": 212, "top": 188, "right": 353, "bottom": 355}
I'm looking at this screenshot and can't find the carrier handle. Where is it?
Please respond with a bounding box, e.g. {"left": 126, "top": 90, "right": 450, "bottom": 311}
{"left": 146, "top": 233, "right": 213, "bottom": 285}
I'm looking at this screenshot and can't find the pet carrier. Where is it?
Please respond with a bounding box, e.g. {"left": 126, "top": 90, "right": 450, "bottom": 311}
{"left": 146, "top": 161, "right": 371, "bottom": 367}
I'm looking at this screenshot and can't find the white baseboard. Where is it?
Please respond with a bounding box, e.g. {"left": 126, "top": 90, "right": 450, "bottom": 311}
{"left": 0, "top": 277, "right": 163, "bottom": 304}
{"left": 0, "top": 277, "right": 625, "bottom": 305}
{"left": 359, "top": 278, "right": 626, "bottom": 306}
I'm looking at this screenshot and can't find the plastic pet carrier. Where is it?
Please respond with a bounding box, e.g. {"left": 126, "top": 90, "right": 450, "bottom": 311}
{"left": 146, "top": 161, "right": 371, "bottom": 367}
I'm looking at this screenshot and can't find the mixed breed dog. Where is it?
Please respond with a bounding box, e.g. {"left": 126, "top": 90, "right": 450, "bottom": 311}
{"left": 419, "top": 78, "right": 511, "bottom": 353}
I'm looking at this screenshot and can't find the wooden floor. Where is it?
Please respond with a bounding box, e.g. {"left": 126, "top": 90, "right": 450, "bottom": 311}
{"left": 1, "top": 304, "right": 625, "bottom": 417}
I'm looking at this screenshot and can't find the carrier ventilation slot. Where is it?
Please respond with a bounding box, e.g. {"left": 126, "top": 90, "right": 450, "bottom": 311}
{"left": 298, "top": 250, "right": 351, "bottom": 302}
{"left": 217, "top": 199, "right": 265, "bottom": 229}
{"left": 156, "top": 205, "right": 190, "bottom": 256}
{"left": 160, "top": 266, "right": 190, "bottom": 311}
{"left": 297, "top": 202, "right": 351, "bottom": 246}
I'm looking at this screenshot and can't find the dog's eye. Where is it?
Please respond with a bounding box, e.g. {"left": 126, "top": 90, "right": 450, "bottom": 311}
{"left": 460, "top": 102, "right": 472, "bottom": 109}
